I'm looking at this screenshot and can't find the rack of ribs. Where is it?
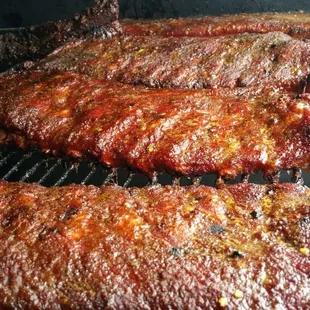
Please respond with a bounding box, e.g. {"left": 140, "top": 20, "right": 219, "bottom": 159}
{"left": 121, "top": 12, "right": 310, "bottom": 39}
{"left": 0, "top": 9, "right": 310, "bottom": 310}
{"left": 0, "top": 71, "right": 309, "bottom": 178}
{"left": 0, "top": 180, "right": 309, "bottom": 308}
{"left": 36, "top": 31, "right": 310, "bottom": 90}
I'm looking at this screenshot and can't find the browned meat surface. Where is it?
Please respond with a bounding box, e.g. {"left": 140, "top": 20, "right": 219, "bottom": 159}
{"left": 1, "top": 71, "right": 310, "bottom": 178}
{"left": 36, "top": 32, "right": 310, "bottom": 90}
{"left": 0, "top": 0, "right": 121, "bottom": 72}
{"left": 0, "top": 181, "right": 309, "bottom": 309}
{"left": 121, "top": 12, "right": 310, "bottom": 39}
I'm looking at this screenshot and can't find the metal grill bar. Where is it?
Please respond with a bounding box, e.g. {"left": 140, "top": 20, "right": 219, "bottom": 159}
{"left": 103, "top": 168, "right": 117, "bottom": 185}
{"left": 53, "top": 165, "right": 75, "bottom": 186}
{"left": 268, "top": 171, "right": 281, "bottom": 184}
{"left": 20, "top": 158, "right": 51, "bottom": 182}
{"left": 0, "top": 27, "right": 25, "bottom": 33}
{"left": 2, "top": 152, "right": 33, "bottom": 180}
{"left": 172, "top": 176, "right": 181, "bottom": 186}
{"left": 0, "top": 145, "right": 309, "bottom": 187}
{"left": 241, "top": 174, "right": 250, "bottom": 183}
{"left": 292, "top": 168, "right": 303, "bottom": 184}
{"left": 123, "top": 172, "right": 134, "bottom": 188}
{"left": 37, "top": 159, "right": 62, "bottom": 184}
{"left": 0, "top": 150, "right": 16, "bottom": 167}
{"left": 192, "top": 176, "right": 202, "bottom": 186}
{"left": 81, "top": 166, "right": 97, "bottom": 185}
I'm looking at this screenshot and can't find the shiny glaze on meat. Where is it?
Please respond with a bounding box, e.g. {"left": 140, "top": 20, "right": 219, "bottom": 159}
{"left": 0, "top": 181, "right": 309, "bottom": 309}
{"left": 1, "top": 71, "right": 310, "bottom": 177}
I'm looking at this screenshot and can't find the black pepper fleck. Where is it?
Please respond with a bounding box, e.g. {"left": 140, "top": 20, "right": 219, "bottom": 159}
{"left": 250, "top": 210, "right": 262, "bottom": 219}
{"left": 210, "top": 224, "right": 225, "bottom": 235}
{"left": 297, "top": 216, "right": 310, "bottom": 227}
{"left": 60, "top": 206, "right": 79, "bottom": 221}
{"left": 231, "top": 250, "right": 245, "bottom": 258}
{"left": 170, "top": 247, "right": 182, "bottom": 255}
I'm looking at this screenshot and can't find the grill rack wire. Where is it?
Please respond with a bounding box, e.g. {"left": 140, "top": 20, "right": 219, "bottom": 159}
{"left": 0, "top": 144, "right": 308, "bottom": 188}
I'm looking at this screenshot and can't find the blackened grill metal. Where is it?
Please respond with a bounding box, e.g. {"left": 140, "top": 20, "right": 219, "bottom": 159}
{"left": 0, "top": 144, "right": 308, "bottom": 188}
{"left": 0, "top": 144, "right": 160, "bottom": 187}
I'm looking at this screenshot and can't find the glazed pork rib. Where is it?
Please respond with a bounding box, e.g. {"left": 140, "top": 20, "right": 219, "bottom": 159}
{"left": 0, "top": 0, "right": 121, "bottom": 72}
{"left": 1, "top": 71, "right": 310, "bottom": 178}
{"left": 121, "top": 12, "right": 310, "bottom": 39}
{"left": 0, "top": 181, "right": 309, "bottom": 309}
{"left": 36, "top": 32, "right": 310, "bottom": 90}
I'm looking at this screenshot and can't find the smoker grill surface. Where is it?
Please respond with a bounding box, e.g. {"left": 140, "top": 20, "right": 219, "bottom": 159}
{"left": 0, "top": 144, "right": 308, "bottom": 188}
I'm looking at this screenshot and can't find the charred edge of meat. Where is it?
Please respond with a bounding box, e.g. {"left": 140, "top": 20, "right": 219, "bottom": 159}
{"left": 0, "top": 0, "right": 121, "bottom": 72}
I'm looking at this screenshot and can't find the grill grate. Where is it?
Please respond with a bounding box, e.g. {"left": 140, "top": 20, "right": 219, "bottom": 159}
{"left": 0, "top": 144, "right": 309, "bottom": 187}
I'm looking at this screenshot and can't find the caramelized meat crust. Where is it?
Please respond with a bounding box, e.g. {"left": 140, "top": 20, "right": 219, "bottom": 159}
{"left": 0, "top": 0, "right": 121, "bottom": 72}
{"left": 121, "top": 12, "right": 310, "bottom": 39}
{"left": 0, "top": 181, "right": 309, "bottom": 309}
{"left": 1, "top": 71, "right": 310, "bottom": 177}
{"left": 36, "top": 32, "right": 310, "bottom": 90}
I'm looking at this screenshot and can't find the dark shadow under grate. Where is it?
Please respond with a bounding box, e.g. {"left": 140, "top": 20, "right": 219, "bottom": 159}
{"left": 0, "top": 144, "right": 308, "bottom": 188}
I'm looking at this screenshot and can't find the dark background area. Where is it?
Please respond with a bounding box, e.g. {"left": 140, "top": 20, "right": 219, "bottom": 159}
{"left": 0, "top": 0, "right": 309, "bottom": 28}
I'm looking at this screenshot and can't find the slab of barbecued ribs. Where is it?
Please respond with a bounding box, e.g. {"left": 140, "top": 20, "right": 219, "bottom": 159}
{"left": 3, "top": 10, "right": 310, "bottom": 73}
{"left": 0, "top": 71, "right": 309, "bottom": 178}
{"left": 0, "top": 181, "right": 309, "bottom": 308}
{"left": 36, "top": 32, "right": 310, "bottom": 90}
{"left": 0, "top": 9, "right": 310, "bottom": 310}
{"left": 0, "top": 0, "right": 121, "bottom": 72}
{"left": 121, "top": 12, "right": 310, "bottom": 39}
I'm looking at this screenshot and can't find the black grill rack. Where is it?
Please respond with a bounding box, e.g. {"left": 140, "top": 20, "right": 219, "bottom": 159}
{"left": 0, "top": 144, "right": 309, "bottom": 188}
